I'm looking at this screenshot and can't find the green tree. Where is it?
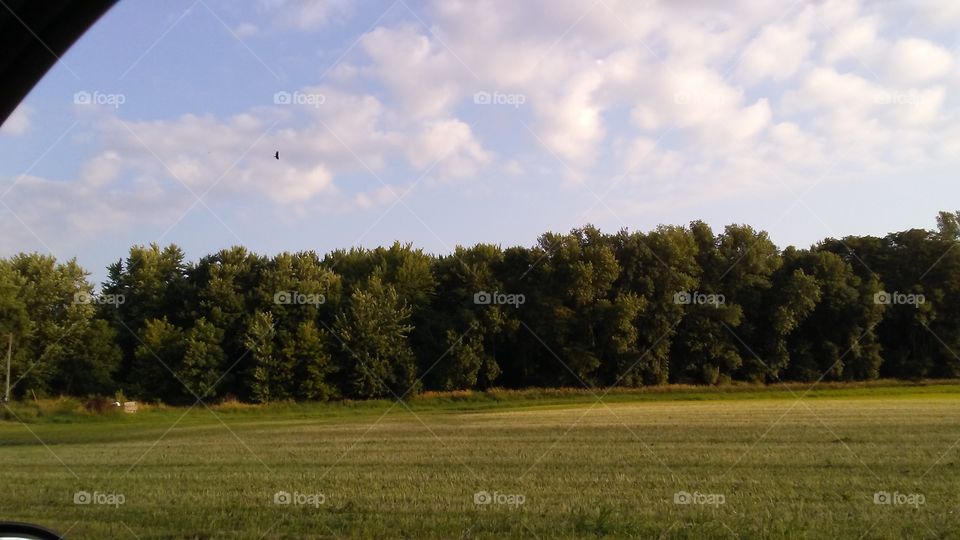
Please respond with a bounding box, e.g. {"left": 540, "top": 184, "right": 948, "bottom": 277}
{"left": 820, "top": 223, "right": 958, "bottom": 379}
{"left": 670, "top": 222, "right": 745, "bottom": 383}
{"left": 333, "top": 277, "right": 418, "bottom": 399}
{"left": 245, "top": 311, "right": 289, "bottom": 402}
{"left": 518, "top": 226, "right": 622, "bottom": 387}
{"left": 0, "top": 262, "right": 29, "bottom": 400}
{"left": 936, "top": 210, "right": 960, "bottom": 241}
{"left": 611, "top": 226, "right": 698, "bottom": 385}
{"left": 428, "top": 244, "right": 512, "bottom": 390}
{"left": 102, "top": 244, "right": 189, "bottom": 388}
{"left": 6, "top": 254, "right": 104, "bottom": 397}
{"left": 0, "top": 262, "right": 28, "bottom": 338}
{"left": 259, "top": 251, "right": 341, "bottom": 335}
{"left": 177, "top": 318, "right": 225, "bottom": 402}
{"left": 491, "top": 245, "right": 541, "bottom": 387}
{"left": 713, "top": 224, "right": 784, "bottom": 381}
{"left": 597, "top": 292, "right": 646, "bottom": 386}
{"left": 52, "top": 319, "right": 122, "bottom": 396}
{"left": 283, "top": 320, "right": 337, "bottom": 400}
{"left": 782, "top": 248, "right": 884, "bottom": 381}
{"left": 188, "top": 246, "right": 269, "bottom": 399}
{"left": 131, "top": 318, "right": 185, "bottom": 401}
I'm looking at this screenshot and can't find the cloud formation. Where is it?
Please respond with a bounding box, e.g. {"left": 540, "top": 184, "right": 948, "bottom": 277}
{"left": 3, "top": 0, "right": 960, "bottom": 259}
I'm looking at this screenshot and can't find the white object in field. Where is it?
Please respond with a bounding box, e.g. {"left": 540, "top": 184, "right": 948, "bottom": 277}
{"left": 123, "top": 401, "right": 138, "bottom": 413}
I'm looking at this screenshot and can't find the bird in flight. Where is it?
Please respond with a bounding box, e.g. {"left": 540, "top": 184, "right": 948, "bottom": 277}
{"left": 274, "top": 151, "right": 279, "bottom": 160}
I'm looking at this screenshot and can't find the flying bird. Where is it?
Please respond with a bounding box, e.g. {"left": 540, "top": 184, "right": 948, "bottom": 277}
{"left": 274, "top": 151, "right": 279, "bottom": 160}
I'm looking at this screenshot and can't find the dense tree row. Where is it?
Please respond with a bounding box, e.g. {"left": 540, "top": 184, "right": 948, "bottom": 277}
{"left": 2, "top": 212, "right": 959, "bottom": 403}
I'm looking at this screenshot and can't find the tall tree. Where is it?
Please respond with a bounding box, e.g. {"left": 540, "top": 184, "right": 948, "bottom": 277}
{"left": 6, "top": 254, "right": 103, "bottom": 396}
{"left": 936, "top": 210, "right": 960, "bottom": 241}
{"left": 177, "top": 318, "right": 226, "bottom": 402}
{"left": 782, "top": 248, "right": 884, "bottom": 381}
{"left": 245, "top": 311, "right": 288, "bottom": 403}
{"left": 188, "top": 246, "right": 269, "bottom": 399}
{"left": 283, "top": 320, "right": 337, "bottom": 400}
{"left": 131, "top": 318, "right": 185, "bottom": 402}
{"left": 333, "top": 277, "right": 418, "bottom": 399}
{"left": 428, "top": 244, "right": 512, "bottom": 391}
{"left": 517, "top": 226, "right": 622, "bottom": 387}
{"left": 612, "top": 226, "right": 698, "bottom": 385}
{"left": 102, "top": 244, "right": 189, "bottom": 388}
{"left": 0, "top": 262, "right": 29, "bottom": 400}
{"left": 670, "top": 222, "right": 745, "bottom": 384}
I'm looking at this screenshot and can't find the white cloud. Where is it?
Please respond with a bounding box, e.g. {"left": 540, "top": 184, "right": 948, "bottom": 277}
{"left": 881, "top": 86, "right": 946, "bottom": 127}
{"left": 533, "top": 68, "right": 606, "bottom": 166}
{"left": 889, "top": 0, "right": 960, "bottom": 30}
{"left": 0, "top": 170, "right": 190, "bottom": 256}
{"left": 782, "top": 67, "right": 877, "bottom": 114}
{"left": 406, "top": 119, "right": 491, "bottom": 179}
{"left": 358, "top": 26, "right": 464, "bottom": 121}
{"left": 737, "top": 23, "right": 813, "bottom": 83}
{"left": 885, "top": 38, "right": 953, "bottom": 83}
{"left": 768, "top": 121, "right": 825, "bottom": 165}
{"left": 80, "top": 151, "right": 123, "bottom": 187}
{"left": 248, "top": 164, "right": 333, "bottom": 203}
{"left": 351, "top": 184, "right": 399, "bottom": 211}
{"left": 630, "top": 63, "right": 772, "bottom": 152}
{"left": 822, "top": 16, "right": 879, "bottom": 64}
{"left": 621, "top": 137, "right": 683, "bottom": 178}
{"left": 8, "top": 0, "right": 960, "bottom": 252}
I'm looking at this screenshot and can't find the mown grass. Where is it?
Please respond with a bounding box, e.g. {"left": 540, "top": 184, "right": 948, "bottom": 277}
{"left": 1, "top": 380, "right": 959, "bottom": 538}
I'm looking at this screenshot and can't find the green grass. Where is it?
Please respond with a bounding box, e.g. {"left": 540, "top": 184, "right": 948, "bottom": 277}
{"left": 2, "top": 381, "right": 960, "bottom": 538}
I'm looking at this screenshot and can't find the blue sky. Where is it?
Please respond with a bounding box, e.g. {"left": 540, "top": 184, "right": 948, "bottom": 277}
{"left": 2, "top": 0, "right": 959, "bottom": 284}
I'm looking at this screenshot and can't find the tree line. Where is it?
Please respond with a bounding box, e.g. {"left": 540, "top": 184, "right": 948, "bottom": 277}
{"left": 2, "top": 211, "right": 959, "bottom": 404}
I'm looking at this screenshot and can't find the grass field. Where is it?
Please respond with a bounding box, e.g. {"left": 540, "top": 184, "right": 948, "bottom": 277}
{"left": 2, "top": 382, "right": 960, "bottom": 539}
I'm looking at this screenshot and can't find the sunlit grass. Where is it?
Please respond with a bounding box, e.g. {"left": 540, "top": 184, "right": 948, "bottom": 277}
{"left": 1, "top": 381, "right": 958, "bottom": 538}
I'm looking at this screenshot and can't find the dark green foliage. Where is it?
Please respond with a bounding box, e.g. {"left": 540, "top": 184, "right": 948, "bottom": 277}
{"left": 781, "top": 249, "right": 884, "bottom": 381}
{"left": 52, "top": 318, "right": 122, "bottom": 396}
{"left": 283, "top": 320, "right": 337, "bottom": 400}
{"left": 187, "top": 246, "right": 269, "bottom": 399}
{"left": 245, "top": 311, "right": 284, "bottom": 403}
{"left": 4, "top": 254, "right": 114, "bottom": 398}
{"left": 428, "top": 244, "right": 510, "bottom": 390}
{"left": 1, "top": 212, "right": 959, "bottom": 402}
{"left": 333, "top": 277, "right": 419, "bottom": 399}
{"left": 178, "top": 317, "right": 225, "bottom": 401}
{"left": 612, "top": 226, "right": 698, "bottom": 385}
{"left": 131, "top": 317, "right": 185, "bottom": 402}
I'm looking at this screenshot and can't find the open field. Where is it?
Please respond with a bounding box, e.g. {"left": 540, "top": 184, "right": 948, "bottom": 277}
{"left": 2, "top": 382, "right": 960, "bottom": 539}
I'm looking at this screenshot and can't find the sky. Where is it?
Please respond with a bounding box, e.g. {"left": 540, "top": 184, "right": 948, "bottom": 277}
{"left": 1, "top": 0, "right": 960, "bottom": 284}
